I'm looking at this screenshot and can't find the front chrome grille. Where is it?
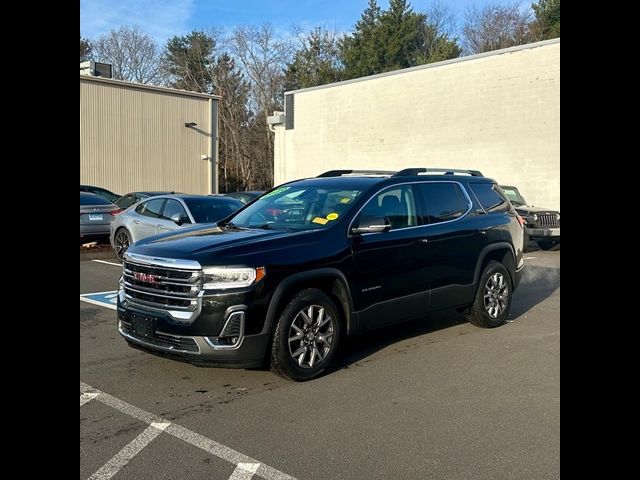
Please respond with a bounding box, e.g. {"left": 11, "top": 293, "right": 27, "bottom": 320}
{"left": 122, "top": 255, "right": 202, "bottom": 317}
{"left": 538, "top": 213, "right": 559, "bottom": 228}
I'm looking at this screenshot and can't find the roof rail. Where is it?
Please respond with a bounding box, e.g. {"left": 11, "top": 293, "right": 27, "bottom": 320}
{"left": 393, "top": 168, "right": 484, "bottom": 177}
{"left": 317, "top": 169, "right": 396, "bottom": 178}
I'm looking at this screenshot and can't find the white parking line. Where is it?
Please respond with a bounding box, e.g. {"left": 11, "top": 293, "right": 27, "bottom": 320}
{"left": 229, "top": 463, "right": 261, "bottom": 480}
{"left": 92, "top": 259, "right": 122, "bottom": 267}
{"left": 81, "top": 382, "right": 297, "bottom": 480}
{"left": 524, "top": 256, "right": 537, "bottom": 260}
{"left": 80, "top": 392, "right": 100, "bottom": 406}
{"left": 88, "top": 422, "right": 169, "bottom": 480}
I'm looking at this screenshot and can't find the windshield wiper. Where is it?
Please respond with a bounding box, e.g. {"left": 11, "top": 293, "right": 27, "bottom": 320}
{"left": 219, "top": 221, "right": 245, "bottom": 230}
{"left": 250, "top": 223, "right": 278, "bottom": 230}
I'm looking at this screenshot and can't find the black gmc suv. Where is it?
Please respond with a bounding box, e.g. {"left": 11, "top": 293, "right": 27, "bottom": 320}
{"left": 117, "top": 168, "right": 525, "bottom": 381}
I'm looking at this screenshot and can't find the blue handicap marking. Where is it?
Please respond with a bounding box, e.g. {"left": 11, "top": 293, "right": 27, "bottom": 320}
{"left": 80, "top": 291, "right": 118, "bottom": 310}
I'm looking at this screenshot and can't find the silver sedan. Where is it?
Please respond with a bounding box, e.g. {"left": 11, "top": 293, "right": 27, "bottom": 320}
{"left": 109, "top": 194, "right": 243, "bottom": 261}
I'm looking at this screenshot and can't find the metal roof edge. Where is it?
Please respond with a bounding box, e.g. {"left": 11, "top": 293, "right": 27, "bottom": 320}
{"left": 80, "top": 74, "right": 220, "bottom": 100}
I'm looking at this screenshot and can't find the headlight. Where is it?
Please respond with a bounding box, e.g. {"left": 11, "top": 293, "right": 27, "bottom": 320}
{"left": 531, "top": 214, "right": 538, "bottom": 222}
{"left": 556, "top": 213, "right": 560, "bottom": 221}
{"left": 202, "top": 266, "right": 265, "bottom": 289}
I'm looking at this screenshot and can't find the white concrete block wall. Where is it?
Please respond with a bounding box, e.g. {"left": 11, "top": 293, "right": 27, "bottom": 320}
{"left": 274, "top": 40, "right": 560, "bottom": 211}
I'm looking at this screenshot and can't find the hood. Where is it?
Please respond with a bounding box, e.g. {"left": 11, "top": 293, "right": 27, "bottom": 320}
{"left": 515, "top": 205, "right": 559, "bottom": 215}
{"left": 128, "top": 224, "right": 323, "bottom": 263}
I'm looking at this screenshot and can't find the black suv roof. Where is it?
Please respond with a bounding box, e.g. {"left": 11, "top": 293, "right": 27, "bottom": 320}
{"left": 290, "top": 168, "right": 494, "bottom": 189}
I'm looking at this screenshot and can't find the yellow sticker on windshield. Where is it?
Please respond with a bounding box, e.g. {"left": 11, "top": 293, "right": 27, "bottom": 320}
{"left": 326, "top": 213, "right": 339, "bottom": 221}
{"left": 340, "top": 197, "right": 351, "bottom": 204}
{"left": 312, "top": 217, "right": 329, "bottom": 225}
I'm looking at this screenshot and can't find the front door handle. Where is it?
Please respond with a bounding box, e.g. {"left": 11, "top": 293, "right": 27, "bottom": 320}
{"left": 475, "top": 230, "right": 488, "bottom": 237}
{"left": 413, "top": 238, "right": 429, "bottom": 244}
{"left": 157, "top": 225, "right": 168, "bottom": 230}
{"left": 132, "top": 220, "right": 141, "bottom": 224}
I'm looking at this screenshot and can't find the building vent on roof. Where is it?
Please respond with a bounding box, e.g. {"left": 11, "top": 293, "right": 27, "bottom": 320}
{"left": 80, "top": 61, "right": 113, "bottom": 78}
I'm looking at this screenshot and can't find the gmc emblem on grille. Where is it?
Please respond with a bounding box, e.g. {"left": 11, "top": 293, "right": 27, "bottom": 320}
{"left": 134, "top": 272, "right": 158, "bottom": 284}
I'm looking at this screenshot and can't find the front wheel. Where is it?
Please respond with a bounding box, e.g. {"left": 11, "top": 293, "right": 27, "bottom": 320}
{"left": 271, "top": 288, "right": 342, "bottom": 381}
{"left": 114, "top": 228, "right": 132, "bottom": 262}
{"left": 466, "top": 261, "right": 512, "bottom": 328}
{"left": 537, "top": 240, "right": 559, "bottom": 250}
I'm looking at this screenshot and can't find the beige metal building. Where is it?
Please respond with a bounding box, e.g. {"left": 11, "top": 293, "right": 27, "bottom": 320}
{"left": 80, "top": 75, "right": 220, "bottom": 195}
{"left": 272, "top": 39, "right": 560, "bottom": 210}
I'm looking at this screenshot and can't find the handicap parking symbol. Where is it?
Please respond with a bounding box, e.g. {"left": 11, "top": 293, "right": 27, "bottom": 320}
{"left": 80, "top": 291, "right": 118, "bottom": 310}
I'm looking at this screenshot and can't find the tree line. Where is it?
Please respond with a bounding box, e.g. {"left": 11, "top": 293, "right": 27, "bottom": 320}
{"left": 80, "top": 0, "right": 559, "bottom": 192}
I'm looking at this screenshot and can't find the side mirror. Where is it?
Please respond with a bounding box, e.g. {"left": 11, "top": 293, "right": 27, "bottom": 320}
{"left": 170, "top": 212, "right": 184, "bottom": 225}
{"left": 351, "top": 215, "right": 391, "bottom": 235}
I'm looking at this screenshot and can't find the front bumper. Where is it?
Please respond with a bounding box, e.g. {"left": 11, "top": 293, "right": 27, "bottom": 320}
{"left": 117, "top": 313, "right": 269, "bottom": 368}
{"left": 117, "top": 285, "right": 271, "bottom": 368}
{"left": 526, "top": 227, "right": 560, "bottom": 239}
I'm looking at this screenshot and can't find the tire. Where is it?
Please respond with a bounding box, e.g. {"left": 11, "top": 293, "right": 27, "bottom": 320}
{"left": 537, "top": 240, "right": 558, "bottom": 251}
{"left": 271, "top": 288, "right": 342, "bottom": 381}
{"left": 466, "top": 261, "right": 512, "bottom": 328}
{"left": 114, "top": 228, "right": 132, "bottom": 262}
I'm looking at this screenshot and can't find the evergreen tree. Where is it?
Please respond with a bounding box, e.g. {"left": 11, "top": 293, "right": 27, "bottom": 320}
{"left": 80, "top": 36, "right": 92, "bottom": 62}
{"left": 532, "top": 0, "right": 560, "bottom": 39}
{"left": 285, "top": 27, "right": 344, "bottom": 91}
{"left": 164, "top": 31, "right": 215, "bottom": 93}
{"left": 340, "top": 0, "right": 460, "bottom": 80}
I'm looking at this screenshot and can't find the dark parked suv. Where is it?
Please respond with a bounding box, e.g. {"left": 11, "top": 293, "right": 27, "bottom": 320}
{"left": 499, "top": 185, "right": 560, "bottom": 251}
{"left": 117, "top": 168, "right": 525, "bottom": 380}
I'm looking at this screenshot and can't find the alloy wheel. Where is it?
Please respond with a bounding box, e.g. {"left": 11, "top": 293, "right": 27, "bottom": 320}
{"left": 115, "top": 231, "right": 130, "bottom": 260}
{"left": 288, "top": 305, "right": 335, "bottom": 369}
{"left": 483, "top": 273, "right": 509, "bottom": 318}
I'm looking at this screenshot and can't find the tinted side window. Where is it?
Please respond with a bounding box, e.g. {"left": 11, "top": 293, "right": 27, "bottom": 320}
{"left": 359, "top": 185, "right": 418, "bottom": 229}
{"left": 470, "top": 183, "right": 510, "bottom": 213}
{"left": 137, "top": 199, "right": 165, "bottom": 218}
{"left": 163, "top": 199, "right": 190, "bottom": 223}
{"left": 415, "top": 183, "right": 469, "bottom": 224}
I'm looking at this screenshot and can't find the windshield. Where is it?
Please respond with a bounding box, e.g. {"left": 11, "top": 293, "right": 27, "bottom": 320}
{"left": 500, "top": 186, "right": 526, "bottom": 206}
{"left": 226, "top": 185, "right": 363, "bottom": 230}
{"left": 183, "top": 197, "right": 243, "bottom": 223}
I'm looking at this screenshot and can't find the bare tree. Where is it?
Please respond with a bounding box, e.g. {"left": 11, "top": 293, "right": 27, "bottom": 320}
{"left": 462, "top": 2, "right": 533, "bottom": 55}
{"left": 93, "top": 25, "right": 163, "bottom": 84}
{"left": 425, "top": 1, "right": 457, "bottom": 39}
{"left": 421, "top": 1, "right": 461, "bottom": 62}
{"left": 230, "top": 24, "right": 292, "bottom": 115}
{"left": 230, "top": 25, "right": 293, "bottom": 188}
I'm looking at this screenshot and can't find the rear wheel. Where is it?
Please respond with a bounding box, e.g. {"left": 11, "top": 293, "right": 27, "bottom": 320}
{"left": 114, "top": 228, "right": 131, "bottom": 262}
{"left": 537, "top": 240, "right": 558, "bottom": 250}
{"left": 466, "top": 261, "right": 512, "bottom": 328}
{"left": 271, "top": 288, "right": 342, "bottom": 381}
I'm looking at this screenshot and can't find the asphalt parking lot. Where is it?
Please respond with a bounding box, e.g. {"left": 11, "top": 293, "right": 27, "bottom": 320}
{"left": 80, "top": 246, "right": 560, "bottom": 480}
